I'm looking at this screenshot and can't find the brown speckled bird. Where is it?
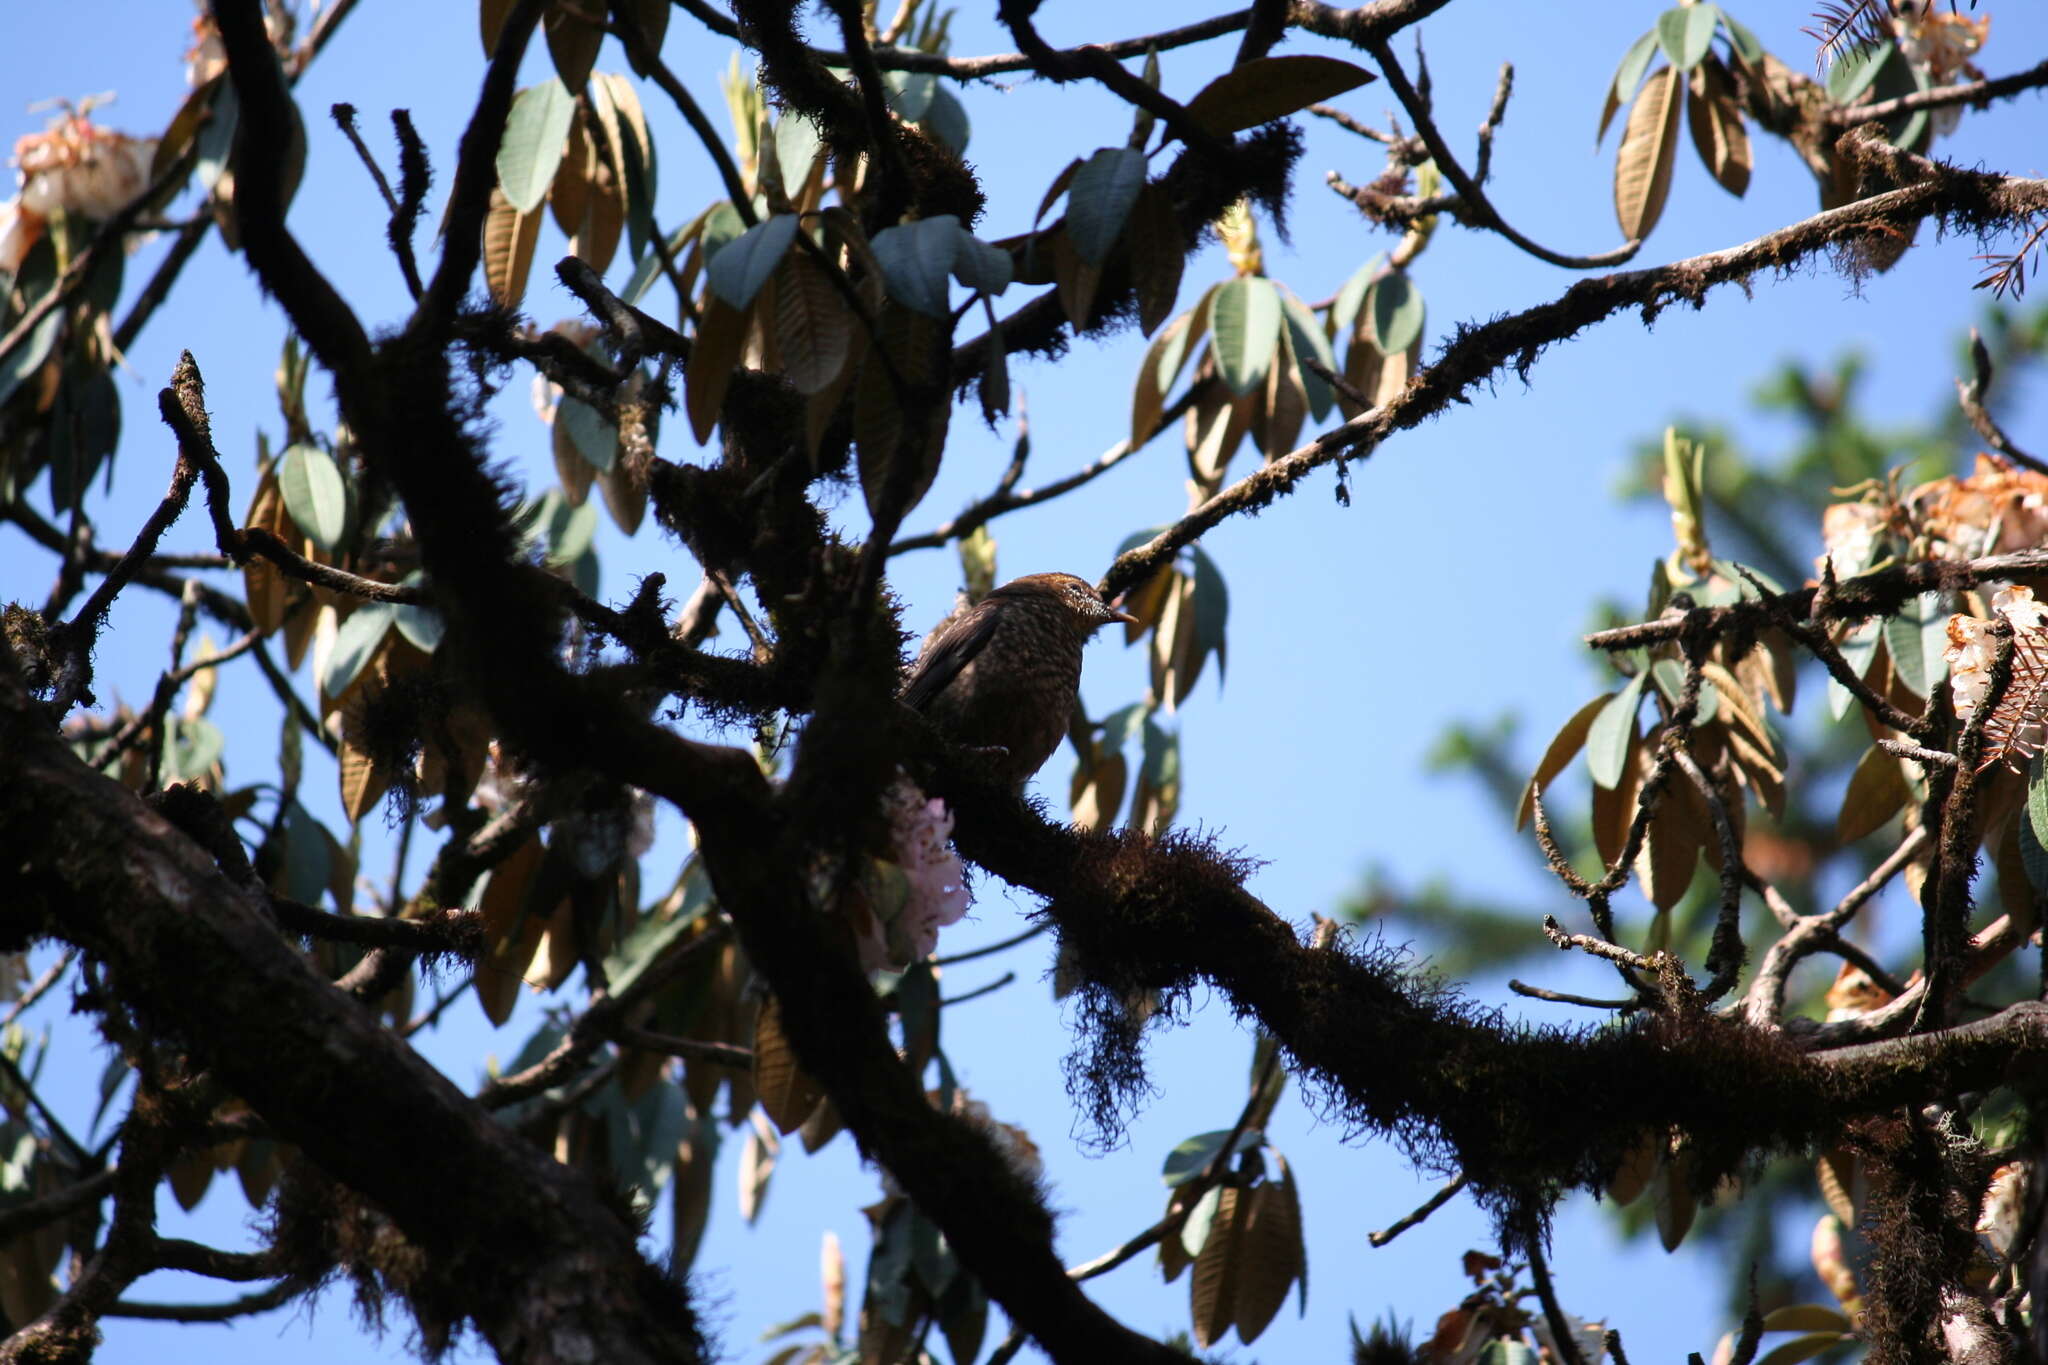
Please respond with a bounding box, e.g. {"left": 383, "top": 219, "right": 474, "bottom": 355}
{"left": 901, "top": 572, "right": 1135, "bottom": 786}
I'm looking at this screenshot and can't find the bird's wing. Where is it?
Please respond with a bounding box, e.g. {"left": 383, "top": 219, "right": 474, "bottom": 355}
{"left": 900, "top": 604, "right": 999, "bottom": 711}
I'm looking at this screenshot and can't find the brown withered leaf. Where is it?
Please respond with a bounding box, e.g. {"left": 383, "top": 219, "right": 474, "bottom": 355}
{"left": 671, "top": 1114, "right": 716, "bottom": 1272}
{"left": 1516, "top": 693, "right": 1613, "bottom": 830}
{"left": 1816, "top": 1148, "right": 1859, "bottom": 1228}
{"left": 1051, "top": 228, "right": 1102, "bottom": 328}
{"left": 1070, "top": 744, "right": 1128, "bottom": 833}
{"left": 755, "top": 994, "right": 827, "bottom": 1135}
{"left": 1837, "top": 744, "right": 1910, "bottom": 843}
{"left": 1639, "top": 796, "right": 1704, "bottom": 911}
{"left": 1122, "top": 566, "right": 1174, "bottom": 646}
{"left": 543, "top": 1, "right": 602, "bottom": 95}
{"left": 1189, "top": 1186, "right": 1244, "bottom": 1348}
{"left": 1127, "top": 182, "right": 1184, "bottom": 337}
{"left": 738, "top": 1110, "right": 779, "bottom": 1223}
{"left": 1686, "top": 58, "right": 1752, "bottom": 197}
{"left": 242, "top": 464, "right": 289, "bottom": 632}
{"left": 1261, "top": 339, "right": 1308, "bottom": 460}
{"left": 686, "top": 296, "right": 748, "bottom": 444}
{"left": 480, "top": 0, "right": 515, "bottom": 55}
{"left": 1607, "top": 1129, "right": 1661, "bottom": 1206}
{"left": 475, "top": 835, "right": 548, "bottom": 1026}
{"left": 483, "top": 187, "right": 543, "bottom": 307}
{"left": 1653, "top": 1144, "right": 1697, "bottom": 1251}
{"left": 168, "top": 1148, "right": 214, "bottom": 1211}
{"left": 1614, "top": 64, "right": 1683, "bottom": 240}
{"left": 621, "top": 0, "right": 670, "bottom": 77}
{"left": 854, "top": 304, "right": 947, "bottom": 524}
{"left": 1995, "top": 814, "right": 2040, "bottom": 935}
{"left": 237, "top": 1138, "right": 279, "bottom": 1208}
{"left": 774, "top": 250, "right": 853, "bottom": 396}
{"left": 1232, "top": 1177, "right": 1302, "bottom": 1344}
{"left": 1130, "top": 310, "right": 1188, "bottom": 450}
{"left": 549, "top": 115, "right": 593, "bottom": 237}
{"left": 1150, "top": 569, "right": 1185, "bottom": 711}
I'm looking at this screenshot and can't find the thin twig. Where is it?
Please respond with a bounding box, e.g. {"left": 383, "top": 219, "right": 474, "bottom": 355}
{"left": 1507, "top": 980, "right": 1633, "bottom": 1010}
{"left": 1366, "top": 37, "right": 1638, "bottom": 270}
{"left": 1956, "top": 327, "right": 2045, "bottom": 472}
{"left": 0, "top": 950, "right": 75, "bottom": 1029}
{"left": 1369, "top": 1173, "right": 1468, "bottom": 1247}
{"left": 931, "top": 922, "right": 1049, "bottom": 965}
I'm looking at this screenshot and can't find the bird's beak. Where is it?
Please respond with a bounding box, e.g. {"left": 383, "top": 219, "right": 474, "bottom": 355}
{"left": 1104, "top": 593, "right": 1139, "bottom": 627}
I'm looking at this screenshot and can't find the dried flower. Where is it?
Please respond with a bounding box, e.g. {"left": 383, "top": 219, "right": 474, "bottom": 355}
{"left": 1, "top": 108, "right": 156, "bottom": 274}
{"left": 1911, "top": 454, "right": 2048, "bottom": 559}
{"left": 1977, "top": 1161, "right": 2026, "bottom": 1257}
{"left": 1818, "top": 499, "right": 1886, "bottom": 578}
{"left": 1946, "top": 585, "right": 2048, "bottom": 770}
{"left": 1896, "top": 4, "right": 1988, "bottom": 137}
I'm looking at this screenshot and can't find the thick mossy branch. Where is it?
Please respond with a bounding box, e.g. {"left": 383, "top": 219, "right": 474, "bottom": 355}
{"left": 937, "top": 775, "right": 2048, "bottom": 1248}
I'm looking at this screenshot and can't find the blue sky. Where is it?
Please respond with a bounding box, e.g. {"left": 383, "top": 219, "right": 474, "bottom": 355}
{"left": 2, "top": 2, "right": 2046, "bottom": 1362}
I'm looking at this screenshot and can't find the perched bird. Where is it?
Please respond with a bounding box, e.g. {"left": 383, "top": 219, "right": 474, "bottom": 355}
{"left": 901, "top": 572, "right": 1135, "bottom": 786}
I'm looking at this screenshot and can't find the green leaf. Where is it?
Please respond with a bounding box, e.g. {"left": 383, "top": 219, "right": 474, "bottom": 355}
{"left": 1587, "top": 673, "right": 1646, "bottom": 789}
{"left": 91, "top": 1053, "right": 131, "bottom": 1139}
{"left": 281, "top": 800, "right": 332, "bottom": 908}
{"left": 1182, "top": 54, "right": 1376, "bottom": 136}
{"left": 1280, "top": 293, "right": 1337, "bottom": 422}
{"left": 1600, "top": 30, "right": 1661, "bottom": 144}
{"left": 604, "top": 872, "right": 712, "bottom": 997}
{"left": 1755, "top": 1333, "right": 1852, "bottom": 1365}
{"left": 1163, "top": 1128, "right": 1261, "bottom": 1187}
{"left": 279, "top": 442, "right": 349, "bottom": 552}
{"left": 870, "top": 214, "right": 964, "bottom": 318}
{"left": 884, "top": 70, "right": 938, "bottom": 122}
{"left": 2027, "top": 752, "right": 2048, "bottom": 884}
{"left": 323, "top": 603, "right": 395, "bottom": 698}
{"left": 698, "top": 201, "right": 747, "bottom": 270}
{"left": 161, "top": 714, "right": 225, "bottom": 783}
{"left": 1656, "top": 5, "right": 1719, "bottom": 71}
{"left": 1650, "top": 658, "right": 1718, "bottom": 726}
{"left": 391, "top": 575, "right": 443, "bottom": 654}
{"left": 1189, "top": 543, "right": 1230, "bottom": 683}
{"left": 909, "top": 1208, "right": 957, "bottom": 1297}
{"left": 2023, "top": 764, "right": 2048, "bottom": 893}
{"left": 1100, "top": 700, "right": 1148, "bottom": 755}
{"left": 558, "top": 393, "right": 618, "bottom": 472}
{"left": 921, "top": 86, "right": 971, "bottom": 154}
{"left": 547, "top": 497, "right": 600, "bottom": 566}
{"left": 496, "top": 78, "right": 576, "bottom": 213}
{"left": 0, "top": 301, "right": 62, "bottom": 411}
{"left": 936, "top": 1268, "right": 988, "bottom": 1365}
{"left": 1181, "top": 1184, "right": 1225, "bottom": 1256}
{"left": 1713, "top": 7, "right": 1765, "bottom": 65}
{"left": 1476, "top": 1342, "right": 1537, "bottom": 1365}
{"left": 772, "top": 114, "right": 824, "bottom": 189}
{"left": 621, "top": 219, "right": 698, "bottom": 306}
{"left": 950, "top": 233, "right": 1012, "bottom": 295}
{"left": 1329, "top": 255, "right": 1382, "bottom": 341}
{"left": 1368, "top": 271, "right": 1425, "bottom": 356}
{"left": 1065, "top": 146, "right": 1147, "bottom": 265}
{"left": 1829, "top": 619, "right": 1882, "bottom": 721}
{"left": 1825, "top": 43, "right": 1890, "bottom": 105}
{"left": 1884, "top": 591, "right": 1945, "bottom": 698}
{"left": 1210, "top": 276, "right": 1282, "bottom": 396}
{"left": 707, "top": 213, "right": 799, "bottom": 310}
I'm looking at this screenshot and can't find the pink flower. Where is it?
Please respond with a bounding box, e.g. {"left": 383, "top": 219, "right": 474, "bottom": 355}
{"left": 848, "top": 780, "right": 972, "bottom": 972}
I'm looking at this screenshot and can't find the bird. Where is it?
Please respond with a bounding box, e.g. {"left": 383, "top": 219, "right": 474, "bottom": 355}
{"left": 901, "top": 572, "right": 1136, "bottom": 786}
